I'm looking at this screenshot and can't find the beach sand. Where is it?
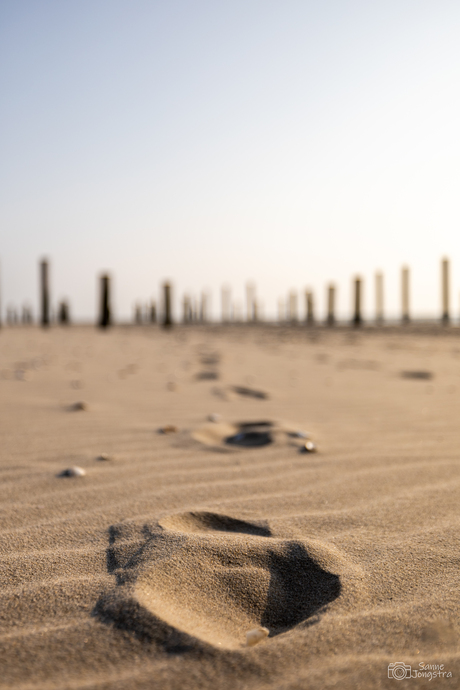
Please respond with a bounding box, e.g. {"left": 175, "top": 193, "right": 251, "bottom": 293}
{"left": 0, "top": 324, "right": 459, "bottom": 689}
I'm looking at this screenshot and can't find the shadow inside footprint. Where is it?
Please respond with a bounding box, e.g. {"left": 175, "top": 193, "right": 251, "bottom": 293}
{"left": 225, "top": 431, "right": 272, "bottom": 447}
{"left": 159, "top": 511, "right": 272, "bottom": 536}
{"left": 95, "top": 511, "right": 341, "bottom": 652}
{"left": 225, "top": 421, "right": 273, "bottom": 447}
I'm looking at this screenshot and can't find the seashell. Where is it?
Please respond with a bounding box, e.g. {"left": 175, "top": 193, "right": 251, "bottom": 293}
{"left": 207, "top": 413, "right": 222, "bottom": 423}
{"left": 300, "top": 440, "right": 317, "bottom": 453}
{"left": 60, "top": 466, "right": 86, "bottom": 477}
{"left": 246, "top": 626, "right": 269, "bottom": 647}
{"left": 288, "top": 430, "right": 309, "bottom": 439}
{"left": 159, "top": 425, "right": 177, "bottom": 434}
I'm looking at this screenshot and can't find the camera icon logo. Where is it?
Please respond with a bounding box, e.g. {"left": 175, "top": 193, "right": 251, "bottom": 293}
{"left": 388, "top": 662, "right": 412, "bottom": 679}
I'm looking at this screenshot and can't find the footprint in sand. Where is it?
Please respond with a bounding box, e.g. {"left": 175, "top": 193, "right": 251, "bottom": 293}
{"left": 191, "top": 419, "right": 312, "bottom": 451}
{"left": 95, "top": 511, "right": 341, "bottom": 651}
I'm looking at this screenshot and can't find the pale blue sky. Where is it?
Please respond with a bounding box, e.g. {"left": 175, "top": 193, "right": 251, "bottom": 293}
{"left": 1, "top": 0, "right": 460, "bottom": 321}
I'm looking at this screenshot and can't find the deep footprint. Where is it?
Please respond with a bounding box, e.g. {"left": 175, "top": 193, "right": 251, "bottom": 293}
{"left": 96, "top": 511, "right": 341, "bottom": 651}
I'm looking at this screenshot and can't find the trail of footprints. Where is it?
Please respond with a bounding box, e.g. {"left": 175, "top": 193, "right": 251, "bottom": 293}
{"left": 64, "top": 347, "right": 334, "bottom": 649}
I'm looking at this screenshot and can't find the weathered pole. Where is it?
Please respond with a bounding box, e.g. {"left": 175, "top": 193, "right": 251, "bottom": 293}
{"left": 289, "top": 291, "right": 298, "bottom": 323}
{"left": 200, "top": 292, "right": 207, "bottom": 323}
{"left": 353, "top": 277, "right": 362, "bottom": 327}
{"left": 277, "top": 298, "right": 285, "bottom": 323}
{"left": 305, "top": 290, "right": 314, "bottom": 325}
{"left": 182, "top": 295, "right": 189, "bottom": 324}
{"left": 58, "top": 301, "right": 69, "bottom": 324}
{"left": 326, "top": 284, "right": 336, "bottom": 326}
{"left": 375, "top": 272, "right": 384, "bottom": 324}
{"left": 99, "top": 274, "right": 111, "bottom": 328}
{"left": 134, "top": 303, "right": 142, "bottom": 325}
{"left": 401, "top": 266, "right": 410, "bottom": 323}
{"left": 221, "top": 286, "right": 231, "bottom": 323}
{"left": 163, "top": 282, "right": 172, "bottom": 327}
{"left": 40, "top": 259, "right": 50, "bottom": 327}
{"left": 246, "top": 283, "right": 256, "bottom": 322}
{"left": 150, "top": 300, "right": 157, "bottom": 324}
{"left": 442, "top": 257, "right": 450, "bottom": 324}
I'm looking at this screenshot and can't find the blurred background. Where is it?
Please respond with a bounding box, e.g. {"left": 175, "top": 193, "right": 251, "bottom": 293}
{"left": 1, "top": 0, "right": 460, "bottom": 322}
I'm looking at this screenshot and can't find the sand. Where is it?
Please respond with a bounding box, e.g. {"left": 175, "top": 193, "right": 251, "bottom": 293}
{"left": 0, "top": 323, "right": 459, "bottom": 689}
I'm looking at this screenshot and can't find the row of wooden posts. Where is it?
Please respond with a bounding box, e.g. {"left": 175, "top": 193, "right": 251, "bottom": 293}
{"left": 3, "top": 258, "right": 453, "bottom": 328}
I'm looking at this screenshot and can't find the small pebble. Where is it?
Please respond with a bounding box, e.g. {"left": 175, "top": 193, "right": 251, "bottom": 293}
{"left": 159, "top": 425, "right": 178, "bottom": 434}
{"left": 96, "top": 453, "right": 112, "bottom": 461}
{"left": 72, "top": 401, "right": 87, "bottom": 411}
{"left": 300, "top": 440, "right": 317, "bottom": 453}
{"left": 60, "top": 466, "right": 86, "bottom": 477}
{"left": 246, "top": 626, "right": 269, "bottom": 647}
{"left": 207, "top": 413, "right": 221, "bottom": 423}
{"left": 196, "top": 371, "right": 219, "bottom": 380}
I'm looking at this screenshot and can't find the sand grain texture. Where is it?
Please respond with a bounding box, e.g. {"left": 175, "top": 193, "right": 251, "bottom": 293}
{"left": 1, "top": 325, "right": 460, "bottom": 689}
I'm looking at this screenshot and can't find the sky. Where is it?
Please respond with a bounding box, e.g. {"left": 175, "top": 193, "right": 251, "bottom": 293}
{"left": 1, "top": 0, "right": 460, "bottom": 322}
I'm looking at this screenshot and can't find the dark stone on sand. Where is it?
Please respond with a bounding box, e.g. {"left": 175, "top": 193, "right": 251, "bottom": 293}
{"left": 401, "top": 371, "right": 433, "bottom": 380}
{"left": 70, "top": 401, "right": 87, "bottom": 411}
{"left": 158, "top": 425, "right": 178, "bottom": 434}
{"left": 232, "top": 386, "right": 269, "bottom": 400}
{"left": 196, "top": 371, "right": 219, "bottom": 381}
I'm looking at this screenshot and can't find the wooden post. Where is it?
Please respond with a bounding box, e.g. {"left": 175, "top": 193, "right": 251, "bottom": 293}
{"left": 375, "top": 272, "right": 384, "bottom": 323}
{"left": 289, "top": 291, "right": 297, "bottom": 323}
{"left": 99, "top": 274, "right": 111, "bottom": 328}
{"left": 442, "top": 257, "right": 449, "bottom": 324}
{"left": 182, "top": 295, "right": 189, "bottom": 324}
{"left": 58, "top": 301, "right": 69, "bottom": 324}
{"left": 305, "top": 290, "right": 314, "bottom": 324}
{"left": 149, "top": 300, "right": 157, "bottom": 324}
{"left": 326, "top": 284, "right": 335, "bottom": 325}
{"left": 163, "top": 282, "right": 172, "bottom": 327}
{"left": 246, "top": 283, "right": 255, "bottom": 322}
{"left": 23, "top": 304, "right": 33, "bottom": 324}
{"left": 134, "top": 303, "right": 142, "bottom": 325}
{"left": 40, "top": 259, "right": 50, "bottom": 327}
{"left": 221, "top": 286, "right": 231, "bottom": 323}
{"left": 234, "top": 301, "right": 242, "bottom": 322}
{"left": 353, "top": 277, "right": 362, "bottom": 326}
{"left": 401, "top": 266, "right": 410, "bottom": 323}
{"left": 200, "top": 292, "right": 207, "bottom": 323}
{"left": 7, "top": 307, "right": 16, "bottom": 325}
{"left": 278, "top": 298, "right": 285, "bottom": 323}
